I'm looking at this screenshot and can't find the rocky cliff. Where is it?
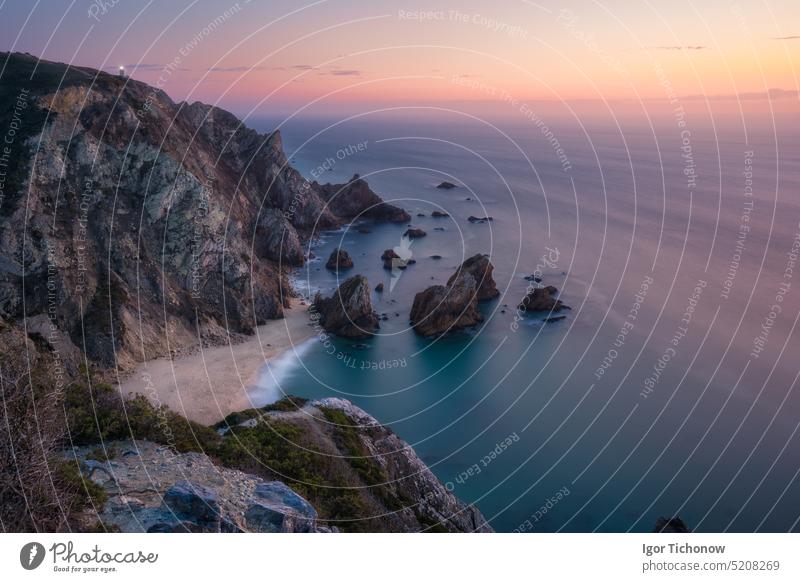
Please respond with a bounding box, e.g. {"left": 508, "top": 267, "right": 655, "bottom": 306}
{"left": 68, "top": 398, "right": 491, "bottom": 533}
{"left": 0, "top": 52, "right": 405, "bottom": 373}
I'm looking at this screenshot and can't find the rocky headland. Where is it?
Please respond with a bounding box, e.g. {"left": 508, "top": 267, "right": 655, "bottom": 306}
{"left": 65, "top": 397, "right": 491, "bottom": 533}
{"left": 0, "top": 52, "right": 406, "bottom": 375}
{"left": 0, "top": 52, "right": 488, "bottom": 534}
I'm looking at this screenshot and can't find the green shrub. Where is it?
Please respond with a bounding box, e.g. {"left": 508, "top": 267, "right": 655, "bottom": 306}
{"left": 63, "top": 382, "right": 220, "bottom": 452}
{"left": 56, "top": 460, "right": 108, "bottom": 510}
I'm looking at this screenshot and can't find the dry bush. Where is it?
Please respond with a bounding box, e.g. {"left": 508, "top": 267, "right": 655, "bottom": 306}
{"left": 0, "top": 323, "right": 79, "bottom": 532}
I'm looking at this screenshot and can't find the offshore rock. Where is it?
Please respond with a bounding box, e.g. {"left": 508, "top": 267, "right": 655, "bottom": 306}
{"left": 325, "top": 249, "right": 354, "bottom": 271}
{"left": 518, "top": 285, "right": 569, "bottom": 313}
{"left": 447, "top": 254, "right": 499, "bottom": 301}
{"left": 312, "top": 275, "right": 379, "bottom": 339}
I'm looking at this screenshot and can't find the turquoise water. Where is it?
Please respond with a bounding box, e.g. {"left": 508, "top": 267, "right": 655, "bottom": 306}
{"left": 249, "top": 105, "right": 800, "bottom": 532}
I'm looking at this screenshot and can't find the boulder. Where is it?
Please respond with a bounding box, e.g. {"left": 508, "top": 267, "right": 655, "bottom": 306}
{"left": 518, "top": 285, "right": 569, "bottom": 313}
{"left": 447, "top": 254, "right": 499, "bottom": 301}
{"left": 163, "top": 481, "right": 220, "bottom": 528}
{"left": 375, "top": 283, "right": 384, "bottom": 292}
{"left": 436, "top": 181, "right": 457, "bottom": 189}
{"left": 468, "top": 215, "right": 493, "bottom": 223}
{"left": 313, "top": 275, "right": 379, "bottom": 338}
{"left": 325, "top": 249, "right": 354, "bottom": 271}
{"left": 245, "top": 482, "right": 318, "bottom": 533}
{"left": 404, "top": 228, "right": 426, "bottom": 239}
{"left": 431, "top": 210, "right": 449, "bottom": 218}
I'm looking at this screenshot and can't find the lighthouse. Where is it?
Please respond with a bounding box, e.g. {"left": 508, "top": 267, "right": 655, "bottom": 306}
{"left": 118, "top": 65, "right": 126, "bottom": 78}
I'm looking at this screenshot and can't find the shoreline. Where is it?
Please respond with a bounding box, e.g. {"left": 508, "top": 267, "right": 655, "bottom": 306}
{"left": 118, "top": 299, "right": 315, "bottom": 425}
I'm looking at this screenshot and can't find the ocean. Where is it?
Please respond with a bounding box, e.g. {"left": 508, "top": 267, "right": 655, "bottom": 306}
{"left": 248, "top": 101, "right": 800, "bottom": 532}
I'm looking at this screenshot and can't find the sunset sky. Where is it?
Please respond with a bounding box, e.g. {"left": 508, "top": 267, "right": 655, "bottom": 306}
{"left": 1, "top": 0, "right": 797, "bottom": 116}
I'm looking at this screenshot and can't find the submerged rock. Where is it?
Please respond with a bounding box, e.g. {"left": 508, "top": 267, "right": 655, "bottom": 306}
{"left": 653, "top": 516, "right": 691, "bottom": 533}
{"left": 325, "top": 249, "right": 354, "bottom": 271}
{"left": 468, "top": 215, "right": 493, "bottom": 224}
{"left": 313, "top": 275, "right": 379, "bottom": 339}
{"left": 518, "top": 285, "right": 569, "bottom": 313}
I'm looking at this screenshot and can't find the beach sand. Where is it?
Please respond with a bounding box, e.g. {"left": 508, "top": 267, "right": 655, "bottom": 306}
{"left": 118, "top": 299, "right": 315, "bottom": 425}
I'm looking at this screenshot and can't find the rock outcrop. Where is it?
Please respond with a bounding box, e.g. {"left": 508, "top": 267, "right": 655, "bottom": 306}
{"left": 431, "top": 210, "right": 449, "bottom": 217}
{"left": 308, "top": 398, "right": 492, "bottom": 532}
{"left": 382, "top": 248, "right": 408, "bottom": 270}
{"left": 69, "top": 440, "right": 328, "bottom": 533}
{"left": 315, "top": 174, "right": 410, "bottom": 223}
{"left": 448, "top": 254, "right": 500, "bottom": 301}
{"left": 312, "top": 275, "right": 379, "bottom": 338}
{"left": 404, "top": 227, "right": 426, "bottom": 239}
{"left": 410, "top": 255, "right": 499, "bottom": 336}
{"left": 69, "top": 397, "right": 492, "bottom": 533}
{"left": 410, "top": 277, "right": 483, "bottom": 337}
{"left": 0, "top": 53, "right": 406, "bottom": 374}
{"left": 325, "top": 249, "right": 354, "bottom": 271}
{"left": 518, "top": 285, "right": 569, "bottom": 313}
{"left": 653, "top": 516, "right": 691, "bottom": 533}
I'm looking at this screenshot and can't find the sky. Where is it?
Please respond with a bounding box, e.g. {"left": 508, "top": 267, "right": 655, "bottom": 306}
{"left": 0, "top": 0, "right": 797, "bottom": 117}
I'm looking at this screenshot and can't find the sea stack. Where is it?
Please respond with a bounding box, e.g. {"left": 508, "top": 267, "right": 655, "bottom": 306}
{"left": 312, "top": 275, "right": 379, "bottom": 339}
{"left": 410, "top": 254, "right": 499, "bottom": 337}
{"left": 517, "top": 285, "right": 569, "bottom": 313}
{"left": 325, "top": 249, "right": 354, "bottom": 271}
{"left": 447, "top": 254, "right": 499, "bottom": 301}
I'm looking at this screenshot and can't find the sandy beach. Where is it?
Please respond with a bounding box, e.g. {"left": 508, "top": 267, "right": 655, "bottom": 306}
{"left": 118, "top": 300, "right": 315, "bottom": 425}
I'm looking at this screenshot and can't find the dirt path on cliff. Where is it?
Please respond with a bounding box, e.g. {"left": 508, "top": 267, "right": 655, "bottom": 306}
{"left": 118, "top": 299, "right": 315, "bottom": 425}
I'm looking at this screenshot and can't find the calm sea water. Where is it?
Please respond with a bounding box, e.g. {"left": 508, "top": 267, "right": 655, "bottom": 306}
{"left": 248, "top": 102, "right": 800, "bottom": 532}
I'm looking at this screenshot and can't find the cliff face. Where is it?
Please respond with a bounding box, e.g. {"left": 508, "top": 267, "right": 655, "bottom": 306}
{"left": 70, "top": 399, "right": 491, "bottom": 533}
{"left": 0, "top": 52, "right": 405, "bottom": 372}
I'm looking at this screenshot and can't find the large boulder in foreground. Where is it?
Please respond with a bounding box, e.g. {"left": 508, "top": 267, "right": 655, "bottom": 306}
{"left": 447, "top": 254, "right": 499, "bottom": 301}
{"left": 411, "top": 255, "right": 500, "bottom": 337}
{"left": 313, "top": 275, "right": 379, "bottom": 339}
{"left": 68, "top": 441, "right": 328, "bottom": 533}
{"left": 518, "top": 285, "right": 569, "bottom": 313}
